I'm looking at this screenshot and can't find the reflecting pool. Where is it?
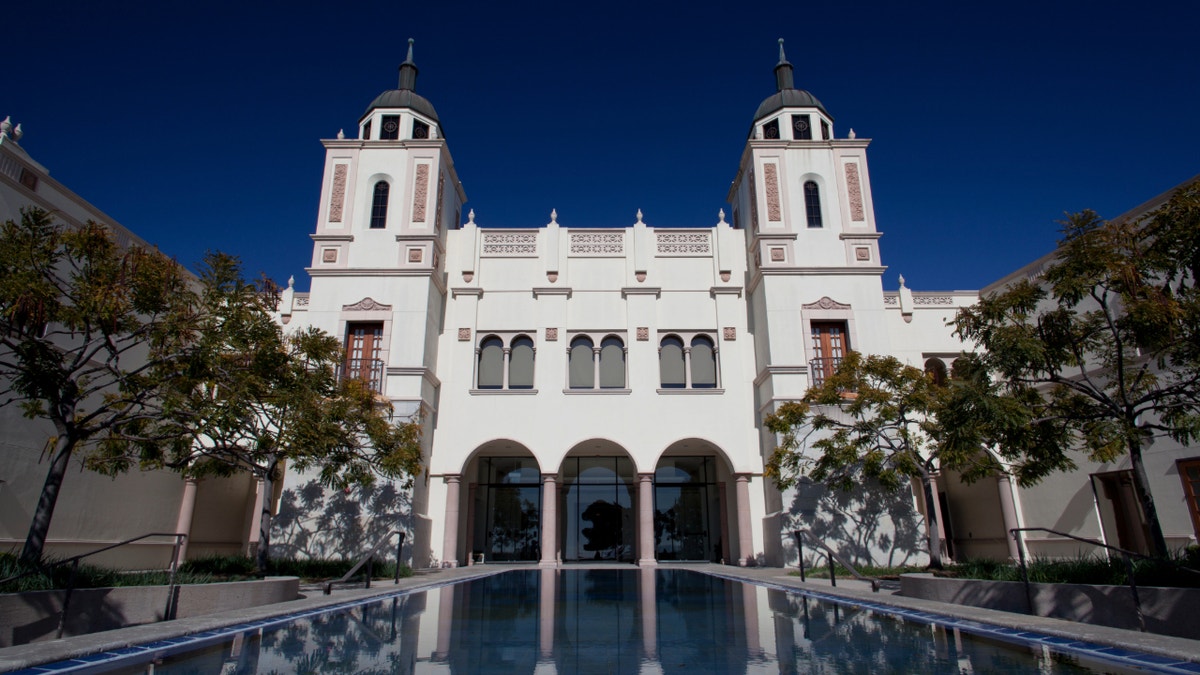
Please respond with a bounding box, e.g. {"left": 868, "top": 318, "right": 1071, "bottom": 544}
{"left": 57, "top": 569, "right": 1166, "bottom": 674}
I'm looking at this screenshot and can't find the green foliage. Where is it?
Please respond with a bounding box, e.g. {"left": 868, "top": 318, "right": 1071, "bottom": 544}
{"left": 0, "top": 209, "right": 198, "bottom": 563}
{"left": 764, "top": 352, "right": 945, "bottom": 492}
{"left": 951, "top": 180, "right": 1200, "bottom": 556}
{"left": 943, "top": 550, "right": 1200, "bottom": 589}
{"left": 0, "top": 553, "right": 215, "bottom": 593}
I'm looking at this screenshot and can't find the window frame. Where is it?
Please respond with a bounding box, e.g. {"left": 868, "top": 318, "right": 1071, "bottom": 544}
{"left": 369, "top": 181, "right": 390, "bottom": 229}
{"left": 657, "top": 331, "right": 722, "bottom": 394}
{"left": 803, "top": 180, "right": 823, "bottom": 228}
{"left": 564, "top": 332, "right": 630, "bottom": 394}
{"left": 472, "top": 332, "right": 539, "bottom": 394}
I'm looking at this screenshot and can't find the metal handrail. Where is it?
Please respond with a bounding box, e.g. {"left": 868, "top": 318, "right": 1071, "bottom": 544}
{"left": 1010, "top": 526, "right": 1200, "bottom": 632}
{"left": 323, "top": 530, "right": 406, "bottom": 595}
{"left": 0, "top": 532, "right": 187, "bottom": 638}
{"left": 792, "top": 529, "right": 881, "bottom": 592}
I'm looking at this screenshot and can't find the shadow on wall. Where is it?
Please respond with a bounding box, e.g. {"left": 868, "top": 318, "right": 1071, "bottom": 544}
{"left": 784, "top": 478, "right": 927, "bottom": 569}
{"left": 271, "top": 479, "right": 413, "bottom": 561}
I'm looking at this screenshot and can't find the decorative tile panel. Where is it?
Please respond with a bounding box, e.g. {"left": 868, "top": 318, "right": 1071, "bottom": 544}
{"left": 570, "top": 231, "right": 624, "bottom": 256}
{"left": 408, "top": 248, "right": 424, "bottom": 263}
{"left": 411, "top": 164, "right": 430, "bottom": 222}
{"left": 545, "top": 327, "right": 558, "bottom": 341}
{"left": 723, "top": 327, "right": 736, "bottom": 341}
{"left": 434, "top": 171, "right": 445, "bottom": 230}
{"left": 845, "top": 163, "right": 865, "bottom": 222}
{"left": 913, "top": 296, "right": 954, "bottom": 305}
{"left": 481, "top": 231, "right": 538, "bottom": 256}
{"left": 763, "top": 163, "right": 782, "bottom": 222}
{"left": 855, "top": 246, "right": 870, "bottom": 261}
{"left": 769, "top": 247, "right": 786, "bottom": 262}
{"left": 458, "top": 328, "right": 471, "bottom": 341}
{"left": 656, "top": 231, "right": 711, "bottom": 256}
{"left": 327, "top": 164, "right": 347, "bottom": 222}
{"left": 636, "top": 327, "right": 649, "bottom": 341}
{"left": 322, "top": 248, "right": 338, "bottom": 263}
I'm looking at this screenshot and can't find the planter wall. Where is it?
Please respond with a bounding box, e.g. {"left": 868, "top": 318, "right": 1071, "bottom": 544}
{"left": 0, "top": 577, "right": 300, "bottom": 647}
{"left": 899, "top": 573, "right": 1200, "bottom": 640}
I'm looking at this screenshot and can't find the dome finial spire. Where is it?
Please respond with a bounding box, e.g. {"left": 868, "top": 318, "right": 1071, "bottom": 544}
{"left": 774, "top": 38, "right": 794, "bottom": 91}
{"left": 398, "top": 38, "right": 419, "bottom": 91}
{"left": 405, "top": 38, "right": 415, "bottom": 64}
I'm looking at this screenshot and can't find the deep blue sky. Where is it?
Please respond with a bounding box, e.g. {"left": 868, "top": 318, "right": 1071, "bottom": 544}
{"left": 5, "top": 1, "right": 1197, "bottom": 292}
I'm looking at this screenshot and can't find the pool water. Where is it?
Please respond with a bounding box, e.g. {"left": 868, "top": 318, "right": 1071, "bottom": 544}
{"left": 23, "top": 569, "right": 1183, "bottom": 674}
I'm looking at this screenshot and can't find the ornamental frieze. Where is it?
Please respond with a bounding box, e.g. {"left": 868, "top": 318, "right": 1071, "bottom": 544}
{"left": 569, "top": 232, "right": 624, "bottom": 256}
{"left": 656, "top": 231, "right": 711, "bottom": 256}
{"left": 481, "top": 231, "right": 538, "bottom": 256}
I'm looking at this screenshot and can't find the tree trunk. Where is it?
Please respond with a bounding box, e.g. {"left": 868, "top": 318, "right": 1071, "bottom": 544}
{"left": 255, "top": 460, "right": 276, "bottom": 576}
{"left": 20, "top": 435, "right": 76, "bottom": 565}
{"left": 920, "top": 476, "right": 944, "bottom": 569}
{"left": 1127, "top": 435, "right": 1169, "bottom": 557}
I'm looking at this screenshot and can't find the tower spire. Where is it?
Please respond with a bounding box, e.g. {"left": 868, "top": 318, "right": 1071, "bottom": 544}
{"left": 398, "top": 38, "right": 419, "bottom": 91}
{"left": 774, "top": 38, "right": 794, "bottom": 91}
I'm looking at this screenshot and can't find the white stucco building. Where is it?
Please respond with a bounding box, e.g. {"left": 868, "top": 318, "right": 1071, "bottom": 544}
{"left": 274, "top": 44, "right": 976, "bottom": 569}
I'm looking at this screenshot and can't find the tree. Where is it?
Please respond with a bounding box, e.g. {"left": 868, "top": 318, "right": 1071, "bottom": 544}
{"left": 0, "top": 209, "right": 197, "bottom": 564}
{"left": 87, "top": 253, "right": 423, "bottom": 573}
{"left": 764, "top": 352, "right": 952, "bottom": 568}
{"left": 952, "top": 180, "right": 1200, "bottom": 556}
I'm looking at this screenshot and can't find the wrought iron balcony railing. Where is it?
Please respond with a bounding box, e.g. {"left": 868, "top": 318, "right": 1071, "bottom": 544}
{"left": 809, "top": 356, "right": 842, "bottom": 387}
{"left": 339, "top": 358, "right": 385, "bottom": 394}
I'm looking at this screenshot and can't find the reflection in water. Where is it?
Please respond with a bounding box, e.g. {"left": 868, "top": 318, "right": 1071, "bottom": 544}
{"left": 111, "top": 570, "right": 1116, "bottom": 674}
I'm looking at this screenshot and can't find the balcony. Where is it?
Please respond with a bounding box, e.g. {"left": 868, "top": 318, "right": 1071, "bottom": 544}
{"left": 339, "top": 358, "right": 385, "bottom": 394}
{"left": 808, "top": 356, "right": 842, "bottom": 388}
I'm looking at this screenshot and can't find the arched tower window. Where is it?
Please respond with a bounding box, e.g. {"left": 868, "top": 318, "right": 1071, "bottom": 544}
{"left": 599, "top": 336, "right": 625, "bottom": 389}
{"left": 477, "top": 336, "right": 503, "bottom": 389}
{"left": 690, "top": 336, "right": 716, "bottom": 388}
{"left": 924, "top": 358, "right": 948, "bottom": 386}
{"left": 569, "top": 337, "right": 594, "bottom": 389}
{"left": 659, "top": 336, "right": 685, "bottom": 389}
{"left": 369, "top": 181, "right": 390, "bottom": 229}
{"left": 509, "top": 336, "right": 535, "bottom": 389}
{"left": 804, "top": 181, "right": 823, "bottom": 228}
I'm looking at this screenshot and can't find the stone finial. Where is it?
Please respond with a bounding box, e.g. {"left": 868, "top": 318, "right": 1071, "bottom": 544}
{"left": 550, "top": 208, "right": 558, "bottom": 224}
{"left": 778, "top": 38, "right": 787, "bottom": 63}
{"left": 406, "top": 37, "right": 415, "bottom": 63}
{"left": 0, "top": 116, "right": 10, "bottom": 137}
{"left": 288, "top": 275, "right": 295, "bottom": 289}
{"left": 718, "top": 208, "right": 726, "bottom": 224}
{"left": 467, "top": 209, "right": 475, "bottom": 224}
{"left": 336, "top": 129, "right": 345, "bottom": 139}
{"left": 12, "top": 123, "right": 21, "bottom": 141}
{"left": 898, "top": 274, "right": 906, "bottom": 288}
{"left": 848, "top": 128, "right": 856, "bottom": 139}
{"left": 636, "top": 209, "right": 643, "bottom": 223}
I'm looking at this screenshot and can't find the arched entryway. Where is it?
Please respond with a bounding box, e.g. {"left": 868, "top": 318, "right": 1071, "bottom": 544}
{"left": 464, "top": 442, "right": 542, "bottom": 563}
{"left": 654, "top": 440, "right": 736, "bottom": 563}
{"left": 559, "top": 441, "right": 636, "bottom": 562}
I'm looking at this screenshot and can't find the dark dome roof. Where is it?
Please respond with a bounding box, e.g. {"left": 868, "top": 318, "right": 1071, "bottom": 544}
{"left": 361, "top": 89, "right": 439, "bottom": 122}
{"left": 753, "top": 88, "right": 828, "bottom": 122}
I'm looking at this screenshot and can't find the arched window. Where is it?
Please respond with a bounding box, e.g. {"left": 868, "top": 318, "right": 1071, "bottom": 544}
{"left": 804, "top": 181, "right": 822, "bottom": 228}
{"left": 509, "top": 336, "right": 535, "bottom": 389}
{"left": 569, "top": 337, "right": 594, "bottom": 389}
{"left": 369, "top": 181, "right": 390, "bottom": 229}
{"left": 924, "top": 358, "right": 948, "bottom": 387}
{"left": 477, "top": 336, "right": 503, "bottom": 389}
{"left": 659, "top": 336, "right": 685, "bottom": 388}
{"left": 599, "top": 337, "right": 625, "bottom": 389}
{"left": 690, "top": 336, "right": 716, "bottom": 388}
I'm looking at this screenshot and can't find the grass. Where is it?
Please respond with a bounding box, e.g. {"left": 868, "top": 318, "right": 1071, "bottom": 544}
{"left": 1, "top": 552, "right": 412, "bottom": 594}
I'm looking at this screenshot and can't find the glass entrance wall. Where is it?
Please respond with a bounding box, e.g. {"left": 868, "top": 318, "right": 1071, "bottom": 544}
{"left": 562, "top": 457, "right": 635, "bottom": 561}
{"left": 654, "top": 457, "right": 722, "bottom": 561}
{"left": 473, "top": 457, "right": 541, "bottom": 562}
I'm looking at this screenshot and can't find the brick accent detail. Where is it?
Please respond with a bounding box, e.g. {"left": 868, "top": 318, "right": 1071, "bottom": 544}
{"left": 545, "top": 327, "right": 558, "bottom": 341}
{"left": 328, "top": 164, "right": 347, "bottom": 222}
{"left": 458, "top": 328, "right": 471, "bottom": 341}
{"left": 322, "top": 248, "right": 337, "bottom": 263}
{"left": 845, "top": 163, "right": 865, "bottom": 221}
{"left": 412, "top": 164, "right": 430, "bottom": 222}
{"left": 636, "top": 327, "right": 649, "bottom": 341}
{"left": 723, "top": 327, "right": 736, "bottom": 341}
{"left": 763, "top": 163, "right": 781, "bottom": 221}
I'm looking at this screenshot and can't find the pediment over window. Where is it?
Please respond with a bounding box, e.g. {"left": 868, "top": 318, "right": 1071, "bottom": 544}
{"left": 343, "top": 297, "right": 393, "bottom": 311}
{"left": 802, "top": 297, "right": 851, "bottom": 310}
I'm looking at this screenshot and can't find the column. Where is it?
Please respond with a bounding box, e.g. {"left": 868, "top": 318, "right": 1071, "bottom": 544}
{"left": 540, "top": 474, "right": 558, "bottom": 566}
{"left": 174, "top": 478, "right": 198, "bottom": 561}
{"left": 245, "top": 478, "right": 266, "bottom": 556}
{"left": 735, "top": 474, "right": 754, "bottom": 566}
{"left": 683, "top": 347, "right": 693, "bottom": 388}
{"left": 593, "top": 346, "right": 601, "bottom": 390}
{"left": 997, "top": 473, "right": 1021, "bottom": 560}
{"left": 637, "top": 473, "right": 657, "bottom": 566}
{"left": 441, "top": 475, "right": 461, "bottom": 568}
{"left": 465, "top": 483, "right": 477, "bottom": 565}
{"left": 502, "top": 347, "right": 511, "bottom": 389}
{"left": 639, "top": 566, "right": 657, "bottom": 659}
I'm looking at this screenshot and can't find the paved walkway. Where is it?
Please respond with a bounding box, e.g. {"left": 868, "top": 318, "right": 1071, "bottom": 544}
{"left": 2, "top": 563, "right": 1198, "bottom": 672}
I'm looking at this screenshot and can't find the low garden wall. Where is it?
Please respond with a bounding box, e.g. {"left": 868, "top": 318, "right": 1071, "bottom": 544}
{"left": 0, "top": 577, "right": 300, "bottom": 647}
{"left": 899, "top": 573, "right": 1200, "bottom": 640}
